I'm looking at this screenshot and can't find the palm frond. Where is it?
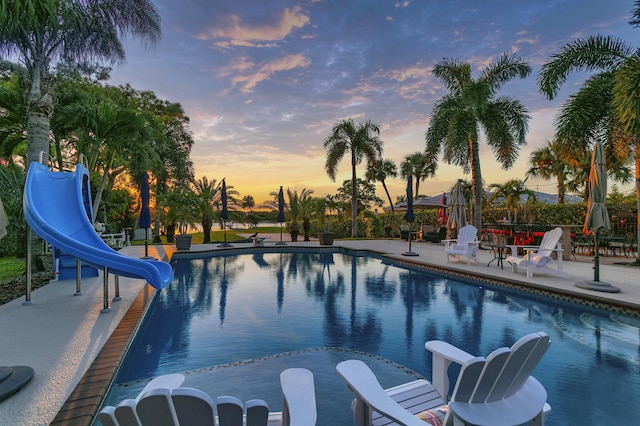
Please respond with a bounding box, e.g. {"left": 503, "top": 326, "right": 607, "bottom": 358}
{"left": 538, "top": 34, "right": 633, "bottom": 99}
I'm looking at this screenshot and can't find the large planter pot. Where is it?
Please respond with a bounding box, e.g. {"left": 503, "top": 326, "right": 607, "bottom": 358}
{"left": 290, "top": 230, "right": 299, "bottom": 242}
{"left": 175, "top": 234, "right": 192, "bottom": 251}
{"left": 319, "top": 232, "right": 334, "bottom": 245}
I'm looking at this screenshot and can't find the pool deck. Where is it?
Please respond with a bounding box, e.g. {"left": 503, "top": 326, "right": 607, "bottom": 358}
{"left": 1, "top": 237, "right": 639, "bottom": 425}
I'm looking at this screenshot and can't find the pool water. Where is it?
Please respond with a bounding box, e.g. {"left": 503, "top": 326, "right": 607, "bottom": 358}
{"left": 103, "top": 250, "right": 640, "bottom": 425}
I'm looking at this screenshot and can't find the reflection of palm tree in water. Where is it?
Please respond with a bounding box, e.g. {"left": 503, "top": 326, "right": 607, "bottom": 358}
{"left": 399, "top": 270, "right": 437, "bottom": 351}
{"left": 318, "top": 255, "right": 383, "bottom": 353}
{"left": 204, "top": 255, "right": 244, "bottom": 327}
{"left": 444, "top": 282, "right": 485, "bottom": 355}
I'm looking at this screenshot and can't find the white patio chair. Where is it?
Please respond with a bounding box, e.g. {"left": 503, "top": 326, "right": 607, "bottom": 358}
{"left": 98, "top": 368, "right": 316, "bottom": 426}
{"left": 506, "top": 227, "right": 570, "bottom": 278}
{"left": 443, "top": 225, "right": 480, "bottom": 264}
{"left": 336, "top": 332, "right": 551, "bottom": 426}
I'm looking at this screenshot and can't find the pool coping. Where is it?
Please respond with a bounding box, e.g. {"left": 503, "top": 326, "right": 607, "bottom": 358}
{"left": 53, "top": 244, "right": 640, "bottom": 425}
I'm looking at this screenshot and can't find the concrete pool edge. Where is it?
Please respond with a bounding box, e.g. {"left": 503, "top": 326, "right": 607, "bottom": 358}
{"left": 50, "top": 282, "right": 155, "bottom": 425}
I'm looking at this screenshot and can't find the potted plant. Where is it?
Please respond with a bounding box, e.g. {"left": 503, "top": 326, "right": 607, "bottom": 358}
{"left": 317, "top": 195, "right": 337, "bottom": 245}
{"left": 161, "top": 185, "right": 198, "bottom": 250}
{"left": 286, "top": 187, "right": 314, "bottom": 243}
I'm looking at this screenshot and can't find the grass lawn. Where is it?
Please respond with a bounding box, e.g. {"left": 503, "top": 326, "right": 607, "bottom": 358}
{"left": 129, "top": 226, "right": 283, "bottom": 245}
{"left": 0, "top": 257, "right": 25, "bottom": 281}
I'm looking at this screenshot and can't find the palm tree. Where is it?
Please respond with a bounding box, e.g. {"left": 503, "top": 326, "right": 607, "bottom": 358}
{"left": 426, "top": 53, "right": 531, "bottom": 229}
{"left": 537, "top": 5, "right": 640, "bottom": 261}
{"left": 324, "top": 118, "right": 383, "bottom": 237}
{"left": 193, "top": 176, "right": 218, "bottom": 244}
{"left": 487, "top": 179, "right": 537, "bottom": 223}
{"left": 241, "top": 195, "right": 255, "bottom": 212}
{"left": 526, "top": 140, "right": 572, "bottom": 204}
{"left": 0, "top": 0, "right": 162, "bottom": 167}
{"left": 400, "top": 152, "right": 436, "bottom": 199}
{"left": 366, "top": 158, "right": 397, "bottom": 212}
{"left": 285, "top": 187, "right": 314, "bottom": 241}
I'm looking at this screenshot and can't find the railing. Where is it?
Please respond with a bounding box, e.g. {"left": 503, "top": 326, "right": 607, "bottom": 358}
{"left": 99, "top": 231, "right": 128, "bottom": 249}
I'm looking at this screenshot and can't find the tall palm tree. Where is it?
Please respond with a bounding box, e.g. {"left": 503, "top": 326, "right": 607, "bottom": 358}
{"left": 400, "top": 152, "right": 436, "bottom": 199}
{"left": 0, "top": 0, "right": 162, "bottom": 167}
{"left": 526, "top": 140, "right": 572, "bottom": 204}
{"left": 324, "top": 118, "right": 383, "bottom": 237}
{"left": 365, "top": 158, "right": 397, "bottom": 212}
{"left": 426, "top": 53, "right": 531, "bottom": 229}
{"left": 538, "top": 4, "right": 640, "bottom": 261}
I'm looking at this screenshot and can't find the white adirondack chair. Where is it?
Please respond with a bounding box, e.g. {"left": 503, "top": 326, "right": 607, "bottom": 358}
{"left": 506, "top": 227, "right": 570, "bottom": 278}
{"left": 443, "top": 225, "right": 480, "bottom": 265}
{"left": 336, "top": 332, "right": 552, "bottom": 426}
{"left": 98, "top": 368, "right": 316, "bottom": 426}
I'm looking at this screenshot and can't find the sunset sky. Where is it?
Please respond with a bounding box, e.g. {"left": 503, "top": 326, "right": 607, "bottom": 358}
{"left": 109, "top": 0, "right": 638, "bottom": 206}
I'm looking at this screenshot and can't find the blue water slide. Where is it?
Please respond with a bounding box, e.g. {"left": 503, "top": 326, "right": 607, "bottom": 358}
{"left": 23, "top": 162, "right": 173, "bottom": 290}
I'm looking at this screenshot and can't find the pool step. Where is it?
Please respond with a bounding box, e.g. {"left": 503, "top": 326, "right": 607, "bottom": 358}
{"left": 0, "top": 366, "right": 34, "bottom": 402}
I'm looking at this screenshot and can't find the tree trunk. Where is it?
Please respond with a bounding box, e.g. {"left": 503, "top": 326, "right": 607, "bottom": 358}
{"left": 202, "top": 212, "right": 212, "bottom": 244}
{"left": 92, "top": 151, "right": 115, "bottom": 222}
{"left": 351, "top": 155, "right": 357, "bottom": 238}
{"left": 470, "top": 136, "right": 483, "bottom": 229}
{"left": 26, "top": 63, "right": 53, "bottom": 167}
{"left": 382, "top": 180, "right": 394, "bottom": 212}
{"left": 557, "top": 175, "right": 565, "bottom": 204}
{"left": 635, "top": 141, "right": 640, "bottom": 263}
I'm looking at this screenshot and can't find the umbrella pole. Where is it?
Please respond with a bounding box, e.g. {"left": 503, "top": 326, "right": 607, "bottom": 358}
{"left": 402, "top": 224, "right": 418, "bottom": 256}
{"left": 276, "top": 222, "right": 287, "bottom": 245}
{"left": 594, "top": 232, "right": 600, "bottom": 282}
{"left": 575, "top": 230, "right": 620, "bottom": 292}
{"left": 144, "top": 228, "right": 148, "bottom": 258}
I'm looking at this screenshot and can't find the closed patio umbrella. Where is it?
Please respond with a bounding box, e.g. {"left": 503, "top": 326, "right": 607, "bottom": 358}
{"left": 218, "top": 179, "right": 232, "bottom": 247}
{"left": 402, "top": 176, "right": 417, "bottom": 256}
{"left": 447, "top": 179, "right": 467, "bottom": 237}
{"left": 438, "top": 193, "right": 448, "bottom": 225}
{"left": 139, "top": 171, "right": 152, "bottom": 259}
{"left": 576, "top": 142, "right": 619, "bottom": 292}
{"left": 276, "top": 186, "right": 286, "bottom": 245}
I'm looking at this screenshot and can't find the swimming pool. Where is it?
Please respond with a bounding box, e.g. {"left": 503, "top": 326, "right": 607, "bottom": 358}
{"left": 101, "top": 249, "right": 640, "bottom": 425}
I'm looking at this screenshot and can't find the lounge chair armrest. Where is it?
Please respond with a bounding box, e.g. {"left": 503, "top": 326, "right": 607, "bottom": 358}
{"left": 280, "top": 368, "right": 317, "bottom": 426}
{"left": 507, "top": 244, "right": 541, "bottom": 257}
{"left": 336, "top": 360, "right": 425, "bottom": 426}
{"left": 425, "top": 341, "right": 475, "bottom": 398}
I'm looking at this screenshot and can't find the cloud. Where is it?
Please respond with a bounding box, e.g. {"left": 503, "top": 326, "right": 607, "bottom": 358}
{"left": 197, "top": 6, "right": 310, "bottom": 47}
{"left": 231, "top": 53, "right": 311, "bottom": 92}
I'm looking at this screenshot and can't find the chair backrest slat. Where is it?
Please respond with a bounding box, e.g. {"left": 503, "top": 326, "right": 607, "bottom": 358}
{"left": 172, "top": 387, "right": 216, "bottom": 425}
{"left": 506, "top": 333, "right": 551, "bottom": 396}
{"left": 217, "top": 395, "right": 244, "bottom": 426}
{"left": 469, "top": 347, "right": 510, "bottom": 403}
{"left": 246, "top": 399, "right": 270, "bottom": 426}
{"left": 451, "top": 357, "right": 485, "bottom": 402}
{"left": 136, "top": 388, "right": 177, "bottom": 426}
{"left": 113, "top": 399, "right": 141, "bottom": 426}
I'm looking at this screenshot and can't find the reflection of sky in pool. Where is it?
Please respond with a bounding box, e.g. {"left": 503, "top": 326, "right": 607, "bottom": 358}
{"left": 109, "top": 250, "right": 640, "bottom": 425}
